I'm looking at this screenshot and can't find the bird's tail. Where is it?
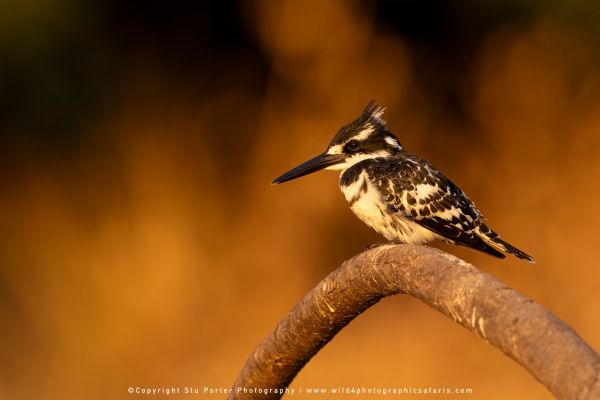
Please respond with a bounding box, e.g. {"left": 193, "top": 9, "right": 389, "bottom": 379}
{"left": 475, "top": 225, "right": 535, "bottom": 263}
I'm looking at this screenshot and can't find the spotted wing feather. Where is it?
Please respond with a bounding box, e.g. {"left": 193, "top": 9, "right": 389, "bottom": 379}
{"left": 366, "top": 154, "right": 506, "bottom": 258}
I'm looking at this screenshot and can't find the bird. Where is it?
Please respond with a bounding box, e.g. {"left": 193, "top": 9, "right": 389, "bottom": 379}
{"left": 272, "top": 101, "right": 534, "bottom": 262}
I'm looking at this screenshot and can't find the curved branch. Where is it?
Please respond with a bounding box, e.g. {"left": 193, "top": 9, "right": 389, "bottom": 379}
{"left": 229, "top": 244, "right": 600, "bottom": 400}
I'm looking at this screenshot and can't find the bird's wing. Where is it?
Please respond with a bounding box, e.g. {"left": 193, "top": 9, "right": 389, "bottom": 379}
{"left": 367, "top": 155, "right": 506, "bottom": 258}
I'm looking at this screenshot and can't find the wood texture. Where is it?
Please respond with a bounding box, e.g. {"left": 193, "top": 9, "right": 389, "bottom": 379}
{"left": 229, "top": 244, "right": 600, "bottom": 400}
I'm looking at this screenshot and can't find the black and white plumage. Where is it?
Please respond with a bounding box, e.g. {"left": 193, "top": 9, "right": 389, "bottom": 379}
{"left": 272, "top": 102, "right": 534, "bottom": 262}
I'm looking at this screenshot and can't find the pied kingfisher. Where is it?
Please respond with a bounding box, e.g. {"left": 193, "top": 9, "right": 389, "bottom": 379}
{"left": 272, "top": 101, "right": 534, "bottom": 262}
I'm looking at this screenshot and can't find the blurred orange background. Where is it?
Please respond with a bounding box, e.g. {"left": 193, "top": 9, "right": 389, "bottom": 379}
{"left": 1, "top": 1, "right": 599, "bottom": 399}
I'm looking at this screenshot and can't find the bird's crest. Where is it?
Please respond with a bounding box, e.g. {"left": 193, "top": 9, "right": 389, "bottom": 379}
{"left": 329, "top": 101, "right": 387, "bottom": 146}
{"left": 360, "top": 100, "right": 386, "bottom": 128}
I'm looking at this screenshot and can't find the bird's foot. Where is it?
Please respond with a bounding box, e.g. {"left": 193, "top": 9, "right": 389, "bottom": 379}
{"left": 365, "top": 240, "right": 403, "bottom": 250}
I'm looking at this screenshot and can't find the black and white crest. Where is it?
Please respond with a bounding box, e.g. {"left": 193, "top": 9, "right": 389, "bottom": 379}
{"left": 328, "top": 101, "right": 387, "bottom": 147}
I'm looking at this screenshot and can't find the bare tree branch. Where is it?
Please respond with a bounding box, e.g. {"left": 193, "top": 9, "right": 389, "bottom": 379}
{"left": 229, "top": 244, "right": 600, "bottom": 400}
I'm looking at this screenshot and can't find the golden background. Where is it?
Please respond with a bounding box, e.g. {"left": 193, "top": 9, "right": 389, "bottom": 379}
{"left": 1, "top": 1, "right": 599, "bottom": 399}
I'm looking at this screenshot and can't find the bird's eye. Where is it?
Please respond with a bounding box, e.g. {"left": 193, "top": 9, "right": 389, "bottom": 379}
{"left": 344, "top": 139, "right": 360, "bottom": 152}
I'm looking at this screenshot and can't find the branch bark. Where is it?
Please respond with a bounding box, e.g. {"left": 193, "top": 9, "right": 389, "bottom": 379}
{"left": 229, "top": 244, "right": 600, "bottom": 400}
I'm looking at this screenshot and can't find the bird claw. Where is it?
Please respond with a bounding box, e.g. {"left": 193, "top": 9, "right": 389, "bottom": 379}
{"left": 365, "top": 240, "right": 403, "bottom": 250}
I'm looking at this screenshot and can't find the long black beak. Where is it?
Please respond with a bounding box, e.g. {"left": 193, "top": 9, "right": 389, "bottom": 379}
{"left": 272, "top": 152, "right": 346, "bottom": 184}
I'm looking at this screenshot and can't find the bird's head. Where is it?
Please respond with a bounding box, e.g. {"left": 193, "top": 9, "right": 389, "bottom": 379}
{"left": 272, "top": 101, "right": 403, "bottom": 184}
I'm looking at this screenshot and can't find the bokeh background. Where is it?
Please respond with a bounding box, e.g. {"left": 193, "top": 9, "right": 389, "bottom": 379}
{"left": 1, "top": 0, "right": 600, "bottom": 399}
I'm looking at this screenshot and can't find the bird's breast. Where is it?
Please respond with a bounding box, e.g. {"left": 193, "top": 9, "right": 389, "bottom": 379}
{"left": 339, "top": 168, "right": 441, "bottom": 244}
{"left": 339, "top": 171, "right": 401, "bottom": 240}
{"left": 340, "top": 170, "right": 369, "bottom": 204}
